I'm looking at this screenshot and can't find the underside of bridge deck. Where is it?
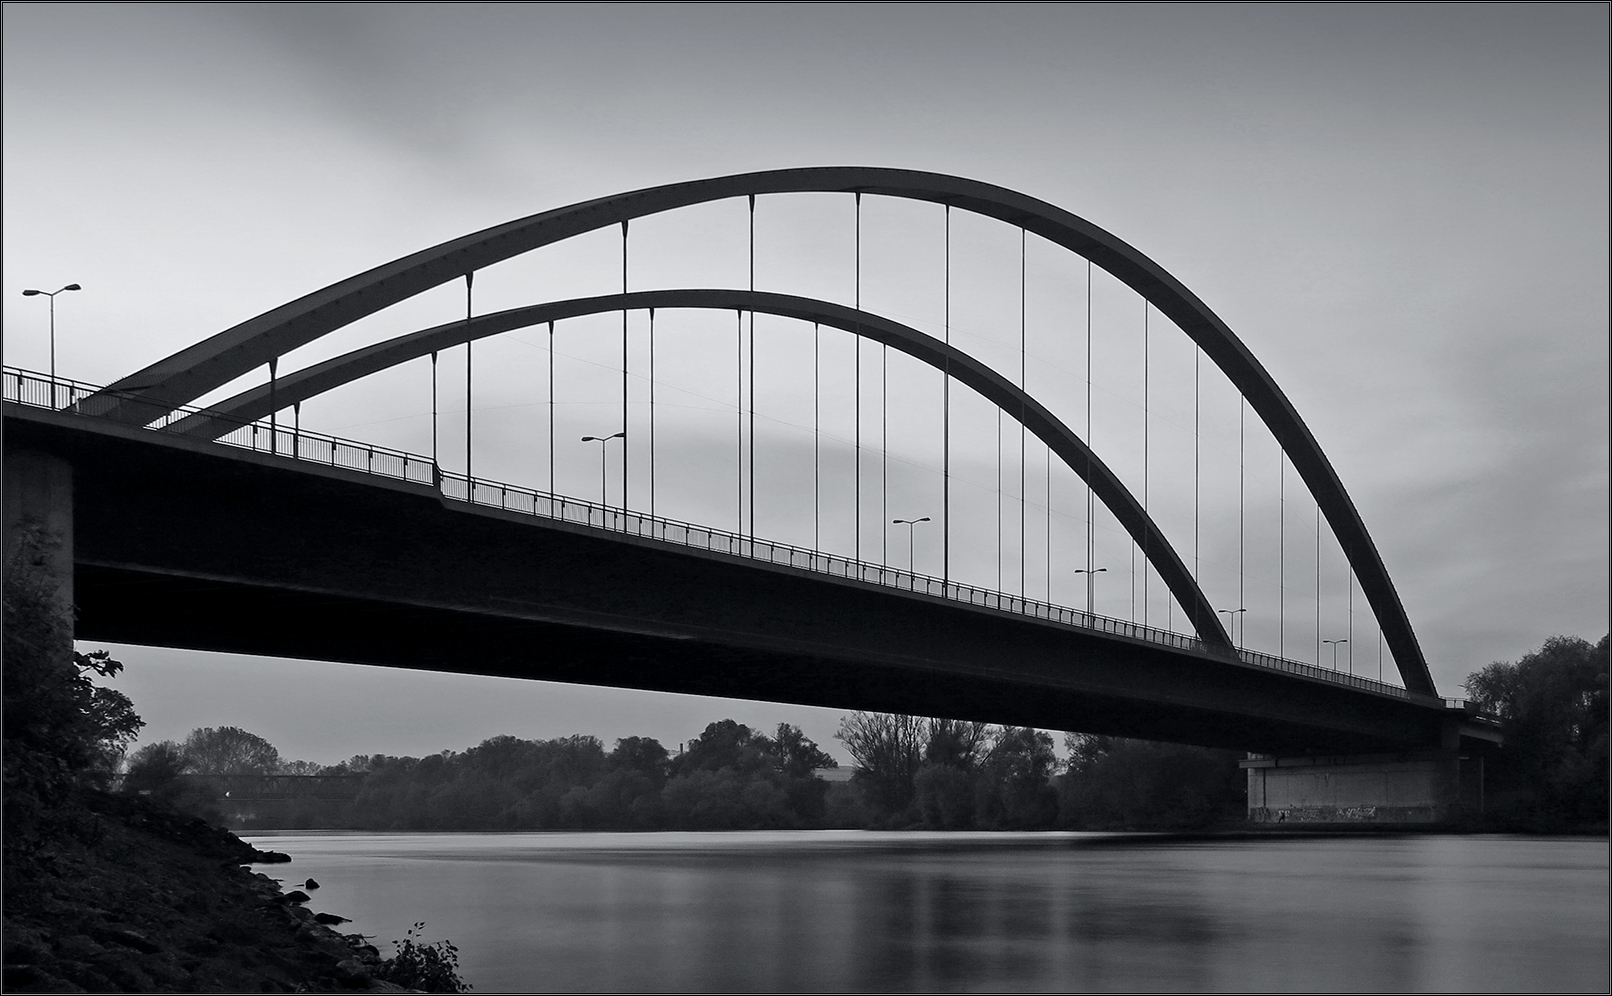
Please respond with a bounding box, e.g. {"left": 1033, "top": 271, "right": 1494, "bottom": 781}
{"left": 8, "top": 405, "right": 1458, "bottom": 756}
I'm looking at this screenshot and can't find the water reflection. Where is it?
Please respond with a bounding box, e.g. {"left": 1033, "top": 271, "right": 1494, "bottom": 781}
{"left": 245, "top": 832, "right": 1609, "bottom": 993}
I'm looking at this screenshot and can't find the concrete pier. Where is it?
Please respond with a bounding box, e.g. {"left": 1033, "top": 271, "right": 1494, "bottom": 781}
{"left": 1243, "top": 749, "right": 1488, "bottom": 824}
{"left": 3, "top": 449, "right": 76, "bottom": 661}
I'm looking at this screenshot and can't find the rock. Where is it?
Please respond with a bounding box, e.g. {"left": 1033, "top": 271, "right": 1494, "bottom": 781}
{"left": 304, "top": 877, "right": 321, "bottom": 889}
{"left": 93, "top": 926, "right": 162, "bottom": 954}
{"left": 334, "top": 956, "right": 372, "bottom": 986}
{"left": 252, "top": 849, "right": 292, "bottom": 863}
{"left": 314, "top": 912, "right": 352, "bottom": 925}
{"left": 285, "top": 889, "right": 312, "bottom": 904}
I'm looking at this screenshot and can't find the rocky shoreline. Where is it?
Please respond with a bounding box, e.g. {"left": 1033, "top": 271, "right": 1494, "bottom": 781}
{"left": 3, "top": 790, "right": 416, "bottom": 993}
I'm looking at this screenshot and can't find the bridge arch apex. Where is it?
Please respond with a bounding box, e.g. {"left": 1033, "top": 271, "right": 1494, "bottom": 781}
{"left": 85, "top": 166, "right": 1435, "bottom": 694}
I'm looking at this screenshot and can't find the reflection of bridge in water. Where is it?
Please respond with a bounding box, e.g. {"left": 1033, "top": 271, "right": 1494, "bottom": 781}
{"left": 3, "top": 168, "right": 1500, "bottom": 823}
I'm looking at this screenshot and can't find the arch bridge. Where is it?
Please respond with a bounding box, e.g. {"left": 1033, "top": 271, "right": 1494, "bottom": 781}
{"left": 4, "top": 168, "right": 1499, "bottom": 822}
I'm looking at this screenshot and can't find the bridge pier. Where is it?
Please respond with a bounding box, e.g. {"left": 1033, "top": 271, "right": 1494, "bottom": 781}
{"left": 4, "top": 449, "right": 76, "bottom": 660}
{"left": 1242, "top": 744, "right": 1486, "bottom": 824}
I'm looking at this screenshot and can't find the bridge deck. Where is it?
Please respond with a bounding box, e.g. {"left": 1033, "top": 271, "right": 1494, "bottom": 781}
{"left": 5, "top": 369, "right": 1488, "bottom": 755}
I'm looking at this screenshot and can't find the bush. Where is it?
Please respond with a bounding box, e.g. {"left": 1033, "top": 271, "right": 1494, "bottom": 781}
{"left": 4, "top": 549, "right": 143, "bottom": 854}
{"left": 374, "top": 922, "right": 472, "bottom": 993}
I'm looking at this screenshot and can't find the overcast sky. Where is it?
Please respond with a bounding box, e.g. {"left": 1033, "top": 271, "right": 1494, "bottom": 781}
{"left": 5, "top": 3, "right": 1606, "bottom": 766}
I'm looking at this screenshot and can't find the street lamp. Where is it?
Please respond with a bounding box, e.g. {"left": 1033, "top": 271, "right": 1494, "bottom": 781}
{"left": 580, "top": 431, "right": 626, "bottom": 509}
{"left": 890, "top": 517, "right": 930, "bottom": 572}
{"left": 1218, "top": 607, "right": 1247, "bottom": 649}
{"left": 1074, "top": 567, "right": 1107, "bottom": 616}
{"left": 20, "top": 283, "right": 82, "bottom": 389}
{"left": 1323, "top": 638, "right": 1349, "bottom": 672}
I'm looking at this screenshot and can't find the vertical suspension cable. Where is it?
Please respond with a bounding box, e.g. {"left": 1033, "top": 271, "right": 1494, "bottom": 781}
{"left": 648, "top": 310, "right": 656, "bottom": 519}
{"left": 736, "top": 310, "right": 743, "bottom": 535}
{"left": 1011, "top": 228, "right": 1025, "bottom": 598}
{"left": 430, "top": 351, "right": 438, "bottom": 480}
{"left": 465, "top": 272, "right": 474, "bottom": 487}
{"left": 854, "top": 192, "right": 862, "bottom": 566}
{"left": 814, "top": 321, "right": 820, "bottom": 553}
{"left": 621, "top": 222, "right": 629, "bottom": 513}
{"left": 1084, "top": 259, "right": 1094, "bottom": 617}
{"left": 747, "top": 197, "right": 755, "bottom": 545}
{"left": 943, "top": 205, "right": 951, "bottom": 590}
{"left": 546, "top": 323, "right": 554, "bottom": 495}
{"left": 1239, "top": 396, "right": 1246, "bottom": 642}
{"left": 882, "top": 317, "right": 888, "bottom": 567}
{"left": 1348, "top": 566, "right": 1354, "bottom": 674}
{"left": 1143, "top": 300, "right": 1150, "bottom": 628}
{"left": 1316, "top": 503, "right": 1322, "bottom": 666}
{"left": 996, "top": 408, "right": 1003, "bottom": 593}
{"left": 1280, "top": 450, "right": 1286, "bottom": 658}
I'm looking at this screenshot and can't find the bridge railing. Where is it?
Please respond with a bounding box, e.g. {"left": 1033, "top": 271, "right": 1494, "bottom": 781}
{"left": 6, "top": 365, "right": 1415, "bottom": 702}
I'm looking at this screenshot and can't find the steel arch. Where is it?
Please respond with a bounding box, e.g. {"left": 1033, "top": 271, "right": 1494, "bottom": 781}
{"left": 86, "top": 167, "right": 1434, "bottom": 693}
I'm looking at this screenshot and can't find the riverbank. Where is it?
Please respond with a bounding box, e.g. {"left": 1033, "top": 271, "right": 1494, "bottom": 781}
{"left": 2, "top": 789, "right": 412, "bottom": 992}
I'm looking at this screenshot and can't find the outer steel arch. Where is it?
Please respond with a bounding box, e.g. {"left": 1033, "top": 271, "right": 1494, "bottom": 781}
{"left": 168, "top": 289, "right": 1236, "bottom": 654}
{"left": 88, "top": 166, "right": 1433, "bottom": 694}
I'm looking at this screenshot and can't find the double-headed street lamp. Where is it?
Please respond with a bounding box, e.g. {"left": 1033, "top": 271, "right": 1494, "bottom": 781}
{"left": 1218, "top": 607, "right": 1247, "bottom": 649}
{"left": 890, "top": 516, "right": 930, "bottom": 572}
{"left": 1073, "top": 567, "right": 1107, "bottom": 615}
{"left": 581, "top": 431, "right": 626, "bottom": 508}
{"left": 20, "top": 283, "right": 82, "bottom": 386}
{"left": 1323, "top": 638, "right": 1349, "bottom": 672}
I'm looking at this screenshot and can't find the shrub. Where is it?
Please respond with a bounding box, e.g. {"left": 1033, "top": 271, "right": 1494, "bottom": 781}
{"left": 375, "top": 922, "right": 472, "bottom": 993}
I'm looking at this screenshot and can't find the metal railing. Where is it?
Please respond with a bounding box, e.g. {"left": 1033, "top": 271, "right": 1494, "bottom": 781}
{"left": 5, "top": 365, "right": 1421, "bottom": 702}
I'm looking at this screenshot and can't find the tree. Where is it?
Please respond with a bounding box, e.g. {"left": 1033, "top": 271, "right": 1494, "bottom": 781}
{"left": 975, "top": 726, "right": 1058, "bottom": 828}
{"left": 772, "top": 724, "right": 837, "bottom": 778}
{"left": 924, "top": 718, "right": 992, "bottom": 769}
{"left": 836, "top": 711, "right": 926, "bottom": 818}
{"left": 678, "top": 720, "right": 774, "bottom": 776}
{"left": 1465, "top": 634, "right": 1608, "bottom": 826}
{"left": 181, "top": 726, "right": 281, "bottom": 776}
{"left": 608, "top": 736, "right": 670, "bottom": 783}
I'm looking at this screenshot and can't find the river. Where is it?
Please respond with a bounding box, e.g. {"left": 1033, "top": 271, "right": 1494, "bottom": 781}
{"left": 242, "top": 831, "right": 1609, "bottom": 993}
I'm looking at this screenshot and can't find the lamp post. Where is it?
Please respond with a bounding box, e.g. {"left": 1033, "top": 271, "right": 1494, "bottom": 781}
{"left": 1323, "top": 638, "right": 1349, "bottom": 672}
{"left": 20, "top": 283, "right": 82, "bottom": 396}
{"left": 891, "top": 516, "right": 930, "bottom": 572}
{"left": 581, "top": 431, "right": 626, "bottom": 512}
{"left": 1218, "top": 607, "right": 1247, "bottom": 649}
{"left": 1074, "top": 567, "right": 1107, "bottom": 617}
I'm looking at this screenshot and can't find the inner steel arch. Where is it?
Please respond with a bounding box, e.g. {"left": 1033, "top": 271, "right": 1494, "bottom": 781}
{"left": 86, "top": 167, "right": 1434, "bottom": 694}
{"left": 166, "top": 289, "right": 1235, "bottom": 654}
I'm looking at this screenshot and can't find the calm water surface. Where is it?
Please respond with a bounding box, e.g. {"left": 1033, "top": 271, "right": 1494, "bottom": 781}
{"left": 244, "top": 831, "right": 1609, "bottom": 993}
